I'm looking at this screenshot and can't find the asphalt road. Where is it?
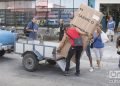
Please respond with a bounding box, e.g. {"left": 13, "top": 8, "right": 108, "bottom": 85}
{"left": 0, "top": 41, "right": 120, "bottom": 86}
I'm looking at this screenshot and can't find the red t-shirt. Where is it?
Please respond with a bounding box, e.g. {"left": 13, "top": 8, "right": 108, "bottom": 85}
{"left": 66, "top": 27, "right": 81, "bottom": 46}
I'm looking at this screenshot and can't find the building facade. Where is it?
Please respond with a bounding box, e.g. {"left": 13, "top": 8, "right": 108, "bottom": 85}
{"left": 0, "top": 0, "right": 36, "bottom": 26}
{"left": 2, "top": 0, "right": 120, "bottom": 29}
{"left": 95, "top": 0, "right": 120, "bottom": 31}
{"left": 0, "top": 0, "right": 90, "bottom": 27}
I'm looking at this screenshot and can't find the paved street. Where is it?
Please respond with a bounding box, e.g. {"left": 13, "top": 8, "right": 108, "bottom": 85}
{"left": 0, "top": 41, "right": 120, "bottom": 86}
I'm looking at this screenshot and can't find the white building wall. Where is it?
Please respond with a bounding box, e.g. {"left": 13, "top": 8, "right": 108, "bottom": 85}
{"left": 13, "top": 1, "right": 34, "bottom": 8}
{"left": 0, "top": 1, "right": 34, "bottom": 9}
{"left": 99, "top": 0, "right": 120, "bottom": 4}
{"left": 95, "top": 0, "right": 100, "bottom": 11}
{"left": 0, "top": 2, "right": 6, "bottom": 9}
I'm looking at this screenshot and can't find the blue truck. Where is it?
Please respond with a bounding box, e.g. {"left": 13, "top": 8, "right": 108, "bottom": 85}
{"left": 0, "top": 29, "right": 17, "bottom": 57}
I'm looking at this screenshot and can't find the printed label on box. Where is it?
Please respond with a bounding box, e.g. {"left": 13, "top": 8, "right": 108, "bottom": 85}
{"left": 92, "top": 15, "right": 100, "bottom": 21}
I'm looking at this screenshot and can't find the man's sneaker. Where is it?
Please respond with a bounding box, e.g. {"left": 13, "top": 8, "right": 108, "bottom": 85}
{"left": 64, "top": 71, "right": 70, "bottom": 76}
{"left": 75, "top": 72, "right": 80, "bottom": 76}
{"left": 89, "top": 67, "right": 94, "bottom": 72}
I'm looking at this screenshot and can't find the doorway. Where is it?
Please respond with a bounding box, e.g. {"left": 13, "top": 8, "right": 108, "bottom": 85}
{"left": 100, "top": 4, "right": 120, "bottom": 32}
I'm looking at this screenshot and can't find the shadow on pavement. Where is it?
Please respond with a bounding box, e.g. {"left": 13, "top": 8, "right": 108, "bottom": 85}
{"left": 0, "top": 56, "right": 15, "bottom": 63}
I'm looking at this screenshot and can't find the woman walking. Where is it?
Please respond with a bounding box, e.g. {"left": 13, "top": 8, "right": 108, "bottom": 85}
{"left": 93, "top": 25, "right": 104, "bottom": 68}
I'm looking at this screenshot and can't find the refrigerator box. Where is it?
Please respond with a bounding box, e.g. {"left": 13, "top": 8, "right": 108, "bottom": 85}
{"left": 70, "top": 4, "right": 103, "bottom": 34}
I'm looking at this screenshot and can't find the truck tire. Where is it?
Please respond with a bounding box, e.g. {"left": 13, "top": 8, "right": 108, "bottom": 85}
{"left": 47, "top": 59, "right": 56, "bottom": 65}
{"left": 22, "top": 53, "right": 39, "bottom": 72}
{"left": 0, "top": 50, "right": 5, "bottom": 57}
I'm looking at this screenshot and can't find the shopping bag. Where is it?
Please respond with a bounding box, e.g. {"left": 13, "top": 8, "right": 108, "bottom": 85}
{"left": 90, "top": 42, "right": 94, "bottom": 48}
{"left": 101, "top": 31, "right": 109, "bottom": 43}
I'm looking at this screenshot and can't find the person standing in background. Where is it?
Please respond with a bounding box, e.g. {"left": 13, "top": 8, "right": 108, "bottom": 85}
{"left": 106, "top": 16, "right": 115, "bottom": 42}
{"left": 26, "top": 16, "right": 39, "bottom": 40}
{"left": 59, "top": 19, "right": 64, "bottom": 41}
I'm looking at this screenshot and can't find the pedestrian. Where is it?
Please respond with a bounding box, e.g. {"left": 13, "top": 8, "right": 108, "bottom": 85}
{"left": 116, "top": 35, "right": 120, "bottom": 68}
{"left": 106, "top": 15, "right": 115, "bottom": 42}
{"left": 25, "top": 16, "right": 39, "bottom": 40}
{"left": 86, "top": 42, "right": 94, "bottom": 72}
{"left": 57, "top": 25, "right": 88, "bottom": 76}
{"left": 93, "top": 24, "right": 104, "bottom": 69}
{"left": 59, "top": 19, "right": 64, "bottom": 41}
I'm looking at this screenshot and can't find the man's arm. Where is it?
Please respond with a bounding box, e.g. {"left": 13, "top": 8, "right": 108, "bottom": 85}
{"left": 75, "top": 27, "right": 87, "bottom": 36}
{"left": 26, "top": 27, "right": 33, "bottom": 32}
{"left": 33, "top": 24, "right": 39, "bottom": 32}
{"left": 26, "top": 22, "right": 34, "bottom": 32}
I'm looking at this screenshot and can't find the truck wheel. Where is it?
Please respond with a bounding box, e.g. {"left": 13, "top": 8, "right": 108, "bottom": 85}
{"left": 0, "top": 50, "right": 5, "bottom": 57}
{"left": 22, "top": 53, "right": 39, "bottom": 72}
{"left": 47, "top": 59, "right": 56, "bottom": 65}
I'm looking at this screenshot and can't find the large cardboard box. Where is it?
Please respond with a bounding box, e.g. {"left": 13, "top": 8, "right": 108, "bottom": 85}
{"left": 56, "top": 58, "right": 75, "bottom": 71}
{"left": 57, "top": 38, "right": 84, "bottom": 63}
{"left": 56, "top": 39, "right": 71, "bottom": 59}
{"left": 57, "top": 36, "right": 88, "bottom": 59}
{"left": 70, "top": 4, "right": 103, "bottom": 34}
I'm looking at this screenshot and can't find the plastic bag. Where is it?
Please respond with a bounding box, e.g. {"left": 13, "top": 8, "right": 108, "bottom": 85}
{"left": 101, "top": 31, "right": 109, "bottom": 43}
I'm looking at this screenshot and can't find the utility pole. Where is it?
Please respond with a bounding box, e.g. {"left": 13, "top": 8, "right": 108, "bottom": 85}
{"left": 60, "top": 0, "right": 61, "bottom": 19}
{"left": 73, "top": 0, "right": 74, "bottom": 18}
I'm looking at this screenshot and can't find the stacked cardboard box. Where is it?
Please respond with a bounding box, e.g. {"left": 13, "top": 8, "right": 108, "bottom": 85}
{"left": 71, "top": 4, "right": 103, "bottom": 34}
{"left": 59, "top": 4, "right": 103, "bottom": 56}
{"left": 57, "top": 4, "right": 103, "bottom": 71}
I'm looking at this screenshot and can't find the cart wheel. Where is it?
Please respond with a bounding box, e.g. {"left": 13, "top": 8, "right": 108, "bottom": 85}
{"left": 0, "top": 50, "right": 5, "bottom": 57}
{"left": 22, "top": 53, "right": 39, "bottom": 72}
{"left": 47, "top": 59, "right": 56, "bottom": 65}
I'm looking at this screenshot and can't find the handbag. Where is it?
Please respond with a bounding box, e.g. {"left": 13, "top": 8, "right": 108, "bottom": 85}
{"left": 90, "top": 42, "right": 94, "bottom": 48}
{"left": 66, "top": 32, "right": 83, "bottom": 46}
{"left": 90, "top": 34, "right": 100, "bottom": 48}
{"left": 101, "top": 31, "right": 109, "bottom": 43}
{"left": 74, "top": 38, "right": 83, "bottom": 46}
